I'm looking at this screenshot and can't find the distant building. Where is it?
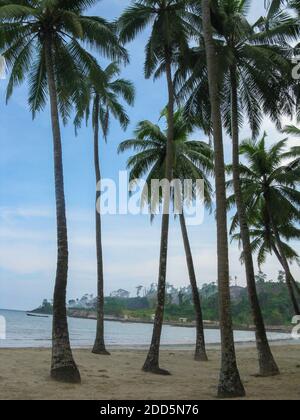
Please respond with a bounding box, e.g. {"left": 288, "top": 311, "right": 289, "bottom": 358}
{"left": 179, "top": 318, "right": 188, "bottom": 323}
{"left": 110, "top": 289, "right": 130, "bottom": 299}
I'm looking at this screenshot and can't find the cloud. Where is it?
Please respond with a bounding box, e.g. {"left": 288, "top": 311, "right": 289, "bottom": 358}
{"left": 0, "top": 243, "right": 55, "bottom": 274}
{"left": 0, "top": 206, "right": 53, "bottom": 221}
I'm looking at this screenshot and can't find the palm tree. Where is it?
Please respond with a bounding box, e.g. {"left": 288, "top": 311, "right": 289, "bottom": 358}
{"left": 228, "top": 134, "right": 300, "bottom": 315}
{"left": 201, "top": 0, "right": 245, "bottom": 399}
{"left": 215, "top": 0, "right": 294, "bottom": 378}
{"left": 283, "top": 125, "right": 300, "bottom": 170}
{"left": 118, "top": 109, "right": 214, "bottom": 362}
{"left": 180, "top": 0, "right": 300, "bottom": 377}
{"left": 231, "top": 202, "right": 300, "bottom": 301}
{"left": 74, "top": 62, "right": 135, "bottom": 356}
{"left": 118, "top": 0, "right": 196, "bottom": 375}
{"left": 180, "top": 2, "right": 298, "bottom": 135}
{"left": 0, "top": 0, "right": 127, "bottom": 383}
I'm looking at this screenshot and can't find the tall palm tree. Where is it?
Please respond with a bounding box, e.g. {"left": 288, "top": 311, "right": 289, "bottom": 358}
{"left": 215, "top": 0, "right": 294, "bottom": 378}
{"left": 181, "top": 0, "right": 300, "bottom": 377}
{"left": 118, "top": 0, "right": 196, "bottom": 375}
{"left": 228, "top": 134, "right": 300, "bottom": 315}
{"left": 74, "top": 62, "right": 135, "bottom": 356}
{"left": 201, "top": 0, "right": 245, "bottom": 399}
{"left": 118, "top": 109, "right": 214, "bottom": 362}
{"left": 0, "top": 0, "right": 127, "bottom": 383}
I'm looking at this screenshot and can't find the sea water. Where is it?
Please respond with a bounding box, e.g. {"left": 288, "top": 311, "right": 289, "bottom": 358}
{"left": 0, "top": 309, "right": 290, "bottom": 348}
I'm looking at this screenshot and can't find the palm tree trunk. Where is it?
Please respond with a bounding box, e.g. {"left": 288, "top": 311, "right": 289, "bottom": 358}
{"left": 264, "top": 195, "right": 300, "bottom": 315}
{"left": 92, "top": 96, "right": 110, "bottom": 355}
{"left": 230, "top": 66, "right": 279, "bottom": 377}
{"left": 179, "top": 213, "right": 208, "bottom": 361}
{"left": 291, "top": 277, "right": 300, "bottom": 298}
{"left": 202, "top": 0, "right": 245, "bottom": 398}
{"left": 290, "top": 277, "right": 300, "bottom": 299}
{"left": 271, "top": 237, "right": 300, "bottom": 315}
{"left": 142, "top": 49, "right": 174, "bottom": 375}
{"left": 44, "top": 35, "right": 80, "bottom": 383}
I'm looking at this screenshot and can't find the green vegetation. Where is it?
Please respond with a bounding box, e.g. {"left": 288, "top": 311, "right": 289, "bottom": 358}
{"left": 34, "top": 273, "right": 297, "bottom": 326}
{"left": 122, "top": 281, "right": 295, "bottom": 326}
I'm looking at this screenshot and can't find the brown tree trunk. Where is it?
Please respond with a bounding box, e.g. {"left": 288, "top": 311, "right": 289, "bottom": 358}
{"left": 92, "top": 96, "right": 110, "bottom": 355}
{"left": 271, "top": 235, "right": 300, "bottom": 315}
{"left": 142, "top": 50, "right": 174, "bottom": 375}
{"left": 202, "top": 0, "right": 245, "bottom": 398}
{"left": 45, "top": 35, "right": 80, "bottom": 383}
{"left": 230, "top": 66, "right": 279, "bottom": 377}
{"left": 291, "top": 277, "right": 300, "bottom": 298}
{"left": 179, "top": 213, "right": 208, "bottom": 361}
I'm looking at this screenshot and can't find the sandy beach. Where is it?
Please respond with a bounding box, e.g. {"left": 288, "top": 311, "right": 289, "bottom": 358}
{"left": 0, "top": 342, "right": 299, "bottom": 400}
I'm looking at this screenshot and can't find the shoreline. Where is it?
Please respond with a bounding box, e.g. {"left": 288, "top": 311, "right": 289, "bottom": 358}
{"left": 67, "top": 311, "right": 293, "bottom": 334}
{"left": 0, "top": 338, "right": 298, "bottom": 351}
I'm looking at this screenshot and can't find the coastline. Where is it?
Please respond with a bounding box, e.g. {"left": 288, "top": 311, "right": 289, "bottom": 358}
{"left": 0, "top": 339, "right": 297, "bottom": 351}
{"left": 65, "top": 310, "right": 293, "bottom": 334}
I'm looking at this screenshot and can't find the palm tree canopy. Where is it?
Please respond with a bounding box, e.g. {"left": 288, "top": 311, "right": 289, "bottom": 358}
{"left": 74, "top": 62, "right": 135, "bottom": 138}
{"left": 118, "top": 0, "right": 197, "bottom": 79}
{"left": 0, "top": 0, "right": 128, "bottom": 121}
{"left": 232, "top": 199, "right": 300, "bottom": 267}
{"left": 227, "top": 133, "right": 300, "bottom": 235}
{"left": 118, "top": 109, "right": 214, "bottom": 212}
{"left": 177, "top": 0, "right": 299, "bottom": 137}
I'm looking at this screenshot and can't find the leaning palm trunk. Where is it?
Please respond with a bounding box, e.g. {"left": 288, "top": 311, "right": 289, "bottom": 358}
{"left": 202, "top": 0, "right": 245, "bottom": 398}
{"left": 92, "top": 96, "right": 110, "bottom": 355}
{"left": 45, "top": 35, "right": 81, "bottom": 383}
{"left": 264, "top": 196, "right": 300, "bottom": 315}
{"left": 179, "top": 213, "right": 208, "bottom": 361}
{"left": 143, "top": 52, "right": 174, "bottom": 375}
{"left": 230, "top": 67, "right": 279, "bottom": 377}
{"left": 290, "top": 277, "right": 300, "bottom": 300}
{"left": 270, "top": 235, "right": 300, "bottom": 315}
{"left": 291, "top": 277, "right": 300, "bottom": 298}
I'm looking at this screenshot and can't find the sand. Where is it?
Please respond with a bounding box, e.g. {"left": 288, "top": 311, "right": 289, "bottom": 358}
{"left": 0, "top": 343, "right": 299, "bottom": 400}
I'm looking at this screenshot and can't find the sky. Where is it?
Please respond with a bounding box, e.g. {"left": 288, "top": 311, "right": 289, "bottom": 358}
{"left": 0, "top": 0, "right": 299, "bottom": 311}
